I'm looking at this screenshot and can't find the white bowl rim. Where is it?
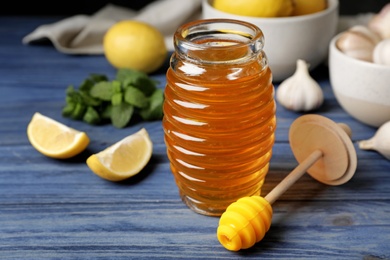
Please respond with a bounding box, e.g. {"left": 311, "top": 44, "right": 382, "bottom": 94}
{"left": 330, "top": 33, "right": 390, "bottom": 71}
{"left": 204, "top": 0, "right": 339, "bottom": 23}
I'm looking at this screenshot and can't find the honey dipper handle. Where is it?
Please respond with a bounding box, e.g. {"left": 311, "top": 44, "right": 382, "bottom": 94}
{"left": 265, "top": 149, "right": 323, "bottom": 204}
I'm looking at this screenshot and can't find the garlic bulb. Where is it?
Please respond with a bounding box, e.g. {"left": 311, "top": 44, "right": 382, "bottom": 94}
{"left": 336, "top": 25, "right": 382, "bottom": 62}
{"left": 373, "top": 39, "right": 390, "bottom": 66}
{"left": 369, "top": 3, "right": 390, "bottom": 39}
{"left": 358, "top": 121, "right": 390, "bottom": 160}
{"left": 276, "top": 59, "right": 323, "bottom": 112}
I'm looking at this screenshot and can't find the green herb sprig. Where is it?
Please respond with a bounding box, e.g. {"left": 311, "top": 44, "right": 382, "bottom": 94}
{"left": 62, "top": 68, "right": 164, "bottom": 128}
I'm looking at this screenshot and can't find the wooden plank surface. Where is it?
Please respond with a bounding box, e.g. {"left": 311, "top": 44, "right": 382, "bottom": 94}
{"left": 0, "top": 16, "right": 389, "bottom": 259}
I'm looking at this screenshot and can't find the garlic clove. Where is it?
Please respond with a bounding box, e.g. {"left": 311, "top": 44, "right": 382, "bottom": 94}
{"left": 276, "top": 59, "right": 324, "bottom": 112}
{"left": 350, "top": 25, "right": 382, "bottom": 44}
{"left": 358, "top": 121, "right": 390, "bottom": 160}
{"left": 369, "top": 3, "right": 390, "bottom": 39}
{"left": 373, "top": 39, "right": 390, "bottom": 66}
{"left": 336, "top": 25, "right": 381, "bottom": 62}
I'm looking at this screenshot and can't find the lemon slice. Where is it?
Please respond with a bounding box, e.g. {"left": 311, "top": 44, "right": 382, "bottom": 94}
{"left": 27, "top": 112, "right": 90, "bottom": 159}
{"left": 86, "top": 128, "right": 153, "bottom": 181}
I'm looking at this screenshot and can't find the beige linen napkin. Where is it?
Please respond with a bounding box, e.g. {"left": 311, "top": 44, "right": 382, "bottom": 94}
{"left": 22, "top": 0, "right": 202, "bottom": 54}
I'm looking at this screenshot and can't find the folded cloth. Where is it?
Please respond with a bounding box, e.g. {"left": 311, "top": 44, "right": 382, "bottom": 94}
{"left": 22, "top": 0, "right": 202, "bottom": 54}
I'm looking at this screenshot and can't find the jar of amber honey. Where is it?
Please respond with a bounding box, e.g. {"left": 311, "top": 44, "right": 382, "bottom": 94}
{"left": 163, "top": 19, "right": 276, "bottom": 216}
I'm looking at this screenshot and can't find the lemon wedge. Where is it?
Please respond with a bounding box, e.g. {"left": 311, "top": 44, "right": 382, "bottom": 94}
{"left": 27, "top": 112, "right": 90, "bottom": 159}
{"left": 86, "top": 128, "right": 153, "bottom": 181}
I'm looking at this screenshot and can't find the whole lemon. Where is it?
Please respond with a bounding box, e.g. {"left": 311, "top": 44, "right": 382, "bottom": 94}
{"left": 292, "top": 0, "right": 328, "bottom": 16}
{"left": 213, "top": 0, "right": 294, "bottom": 17}
{"left": 103, "top": 20, "right": 167, "bottom": 74}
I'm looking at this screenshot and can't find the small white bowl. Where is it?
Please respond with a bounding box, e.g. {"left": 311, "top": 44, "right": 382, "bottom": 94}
{"left": 202, "top": 0, "right": 339, "bottom": 82}
{"left": 329, "top": 33, "right": 390, "bottom": 127}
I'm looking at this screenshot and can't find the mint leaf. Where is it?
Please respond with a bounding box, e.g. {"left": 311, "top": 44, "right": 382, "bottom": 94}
{"left": 71, "top": 102, "right": 87, "bottom": 120}
{"left": 140, "top": 89, "right": 164, "bottom": 120}
{"left": 112, "top": 80, "right": 122, "bottom": 93}
{"left": 65, "top": 85, "right": 83, "bottom": 104}
{"left": 66, "top": 85, "right": 76, "bottom": 95}
{"left": 90, "top": 82, "right": 113, "bottom": 101}
{"left": 111, "top": 103, "right": 134, "bottom": 128}
{"left": 89, "top": 73, "right": 108, "bottom": 83}
{"left": 63, "top": 69, "right": 162, "bottom": 128}
{"left": 83, "top": 106, "right": 100, "bottom": 124}
{"left": 78, "top": 79, "right": 94, "bottom": 93}
{"left": 111, "top": 92, "right": 123, "bottom": 106}
{"left": 124, "top": 87, "right": 148, "bottom": 108}
{"left": 133, "top": 76, "right": 157, "bottom": 97}
{"left": 116, "top": 68, "right": 145, "bottom": 82}
{"left": 117, "top": 68, "right": 157, "bottom": 96}
{"left": 62, "top": 102, "right": 76, "bottom": 117}
{"left": 77, "top": 74, "right": 107, "bottom": 94}
{"left": 79, "top": 91, "right": 101, "bottom": 107}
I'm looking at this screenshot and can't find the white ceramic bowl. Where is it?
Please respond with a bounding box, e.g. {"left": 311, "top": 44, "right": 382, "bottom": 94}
{"left": 202, "top": 0, "right": 339, "bottom": 82}
{"left": 329, "top": 34, "right": 390, "bottom": 127}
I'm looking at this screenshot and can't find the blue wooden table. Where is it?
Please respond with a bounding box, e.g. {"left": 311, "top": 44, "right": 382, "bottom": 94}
{"left": 1, "top": 16, "right": 389, "bottom": 259}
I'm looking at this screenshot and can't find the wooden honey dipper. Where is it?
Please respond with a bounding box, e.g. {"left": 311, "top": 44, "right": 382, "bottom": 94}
{"left": 217, "top": 114, "right": 358, "bottom": 251}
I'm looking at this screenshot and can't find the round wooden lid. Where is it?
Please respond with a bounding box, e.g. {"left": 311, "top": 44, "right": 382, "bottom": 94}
{"left": 289, "top": 114, "right": 357, "bottom": 186}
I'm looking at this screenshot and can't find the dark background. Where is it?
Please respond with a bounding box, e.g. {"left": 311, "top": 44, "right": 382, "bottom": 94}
{"left": 1, "top": 0, "right": 389, "bottom": 16}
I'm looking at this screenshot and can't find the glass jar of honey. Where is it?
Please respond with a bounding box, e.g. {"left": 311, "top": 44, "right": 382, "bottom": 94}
{"left": 163, "top": 19, "right": 276, "bottom": 216}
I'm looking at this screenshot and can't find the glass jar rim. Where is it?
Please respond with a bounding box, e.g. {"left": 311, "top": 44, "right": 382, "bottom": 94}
{"left": 174, "top": 18, "right": 265, "bottom": 53}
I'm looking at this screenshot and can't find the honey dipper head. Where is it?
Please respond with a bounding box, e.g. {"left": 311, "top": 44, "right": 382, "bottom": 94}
{"left": 217, "top": 196, "right": 273, "bottom": 251}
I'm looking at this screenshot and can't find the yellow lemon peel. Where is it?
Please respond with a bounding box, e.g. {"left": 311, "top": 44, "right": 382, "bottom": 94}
{"left": 103, "top": 20, "right": 167, "bottom": 74}
{"left": 86, "top": 128, "right": 153, "bottom": 181}
{"left": 292, "top": 0, "right": 328, "bottom": 16}
{"left": 27, "top": 112, "right": 89, "bottom": 159}
{"left": 213, "top": 0, "right": 294, "bottom": 17}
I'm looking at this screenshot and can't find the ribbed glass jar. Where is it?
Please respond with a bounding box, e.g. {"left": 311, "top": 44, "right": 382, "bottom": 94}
{"left": 163, "top": 19, "right": 276, "bottom": 216}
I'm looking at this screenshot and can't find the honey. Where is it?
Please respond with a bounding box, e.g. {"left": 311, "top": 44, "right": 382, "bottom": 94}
{"left": 163, "top": 19, "right": 276, "bottom": 216}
